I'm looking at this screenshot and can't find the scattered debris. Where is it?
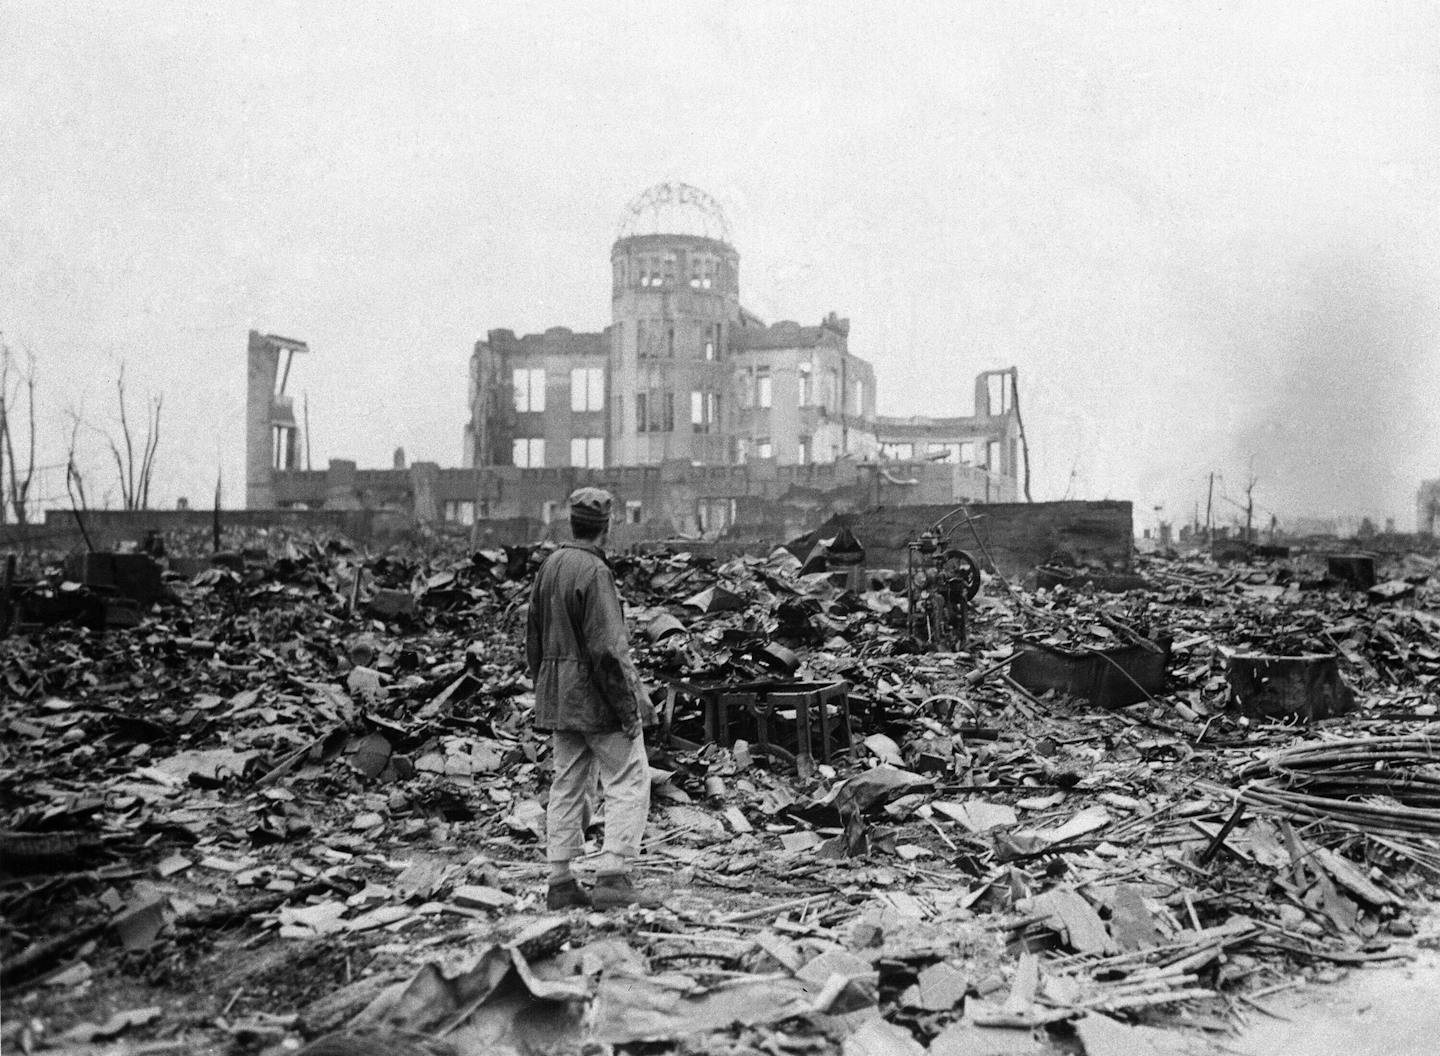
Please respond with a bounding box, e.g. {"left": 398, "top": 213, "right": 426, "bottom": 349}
{"left": 2, "top": 530, "right": 1439, "bottom": 1053}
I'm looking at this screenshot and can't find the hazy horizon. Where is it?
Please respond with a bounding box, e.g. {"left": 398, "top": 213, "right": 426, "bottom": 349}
{"left": 3, "top": 2, "right": 1437, "bottom": 531}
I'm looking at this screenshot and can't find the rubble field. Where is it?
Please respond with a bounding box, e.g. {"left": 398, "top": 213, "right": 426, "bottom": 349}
{"left": 3, "top": 528, "right": 1440, "bottom": 1056}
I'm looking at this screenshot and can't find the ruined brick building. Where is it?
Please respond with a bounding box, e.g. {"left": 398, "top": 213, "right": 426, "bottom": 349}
{"left": 248, "top": 184, "right": 1028, "bottom": 539}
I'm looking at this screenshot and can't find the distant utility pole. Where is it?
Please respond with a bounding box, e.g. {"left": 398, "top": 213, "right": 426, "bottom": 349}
{"left": 1244, "top": 473, "right": 1257, "bottom": 545}
{"left": 303, "top": 392, "right": 312, "bottom": 471}
{"left": 1204, "top": 472, "right": 1214, "bottom": 545}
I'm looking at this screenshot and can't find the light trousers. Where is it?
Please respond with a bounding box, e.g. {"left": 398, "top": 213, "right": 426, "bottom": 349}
{"left": 546, "top": 729, "right": 650, "bottom": 870}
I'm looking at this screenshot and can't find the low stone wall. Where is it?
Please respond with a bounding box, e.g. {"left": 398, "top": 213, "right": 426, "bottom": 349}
{"left": 17, "top": 508, "right": 414, "bottom": 555}
{"left": 827, "top": 501, "right": 1135, "bottom": 578}
{"left": 9, "top": 501, "right": 1134, "bottom": 582}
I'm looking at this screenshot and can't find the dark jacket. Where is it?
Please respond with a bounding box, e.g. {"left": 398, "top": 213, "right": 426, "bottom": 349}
{"left": 526, "top": 541, "right": 655, "bottom": 733}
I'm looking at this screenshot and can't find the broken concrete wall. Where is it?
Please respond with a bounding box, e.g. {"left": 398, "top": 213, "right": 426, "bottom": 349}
{"left": 262, "top": 458, "right": 1018, "bottom": 536}
{"left": 27, "top": 500, "right": 1132, "bottom": 578}
{"left": 825, "top": 501, "right": 1135, "bottom": 578}
{"left": 409, "top": 462, "right": 441, "bottom": 525}
{"left": 33, "top": 508, "right": 415, "bottom": 553}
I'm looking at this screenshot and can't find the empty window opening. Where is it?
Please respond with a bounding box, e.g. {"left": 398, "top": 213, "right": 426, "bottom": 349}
{"left": 570, "top": 436, "right": 604, "bottom": 468}
{"left": 443, "top": 500, "right": 476, "bottom": 525}
{"left": 756, "top": 437, "right": 773, "bottom": 459}
{"left": 987, "top": 373, "right": 1013, "bottom": 415}
{"left": 570, "top": 367, "right": 605, "bottom": 412}
{"left": 625, "top": 499, "right": 643, "bottom": 524}
{"left": 271, "top": 425, "right": 295, "bottom": 470}
{"left": 757, "top": 367, "right": 772, "bottom": 409}
{"left": 512, "top": 437, "right": 545, "bottom": 468}
{"left": 637, "top": 390, "right": 674, "bottom": 433}
{"left": 881, "top": 442, "right": 914, "bottom": 460}
{"left": 691, "top": 390, "right": 719, "bottom": 434}
{"left": 513, "top": 368, "right": 545, "bottom": 413}
{"left": 273, "top": 346, "right": 296, "bottom": 397}
{"left": 798, "top": 362, "right": 813, "bottom": 406}
{"left": 697, "top": 497, "right": 737, "bottom": 536}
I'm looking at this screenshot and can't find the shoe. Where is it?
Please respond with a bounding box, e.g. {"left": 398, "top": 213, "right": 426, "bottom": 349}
{"left": 592, "top": 872, "right": 661, "bottom": 910}
{"left": 546, "top": 878, "right": 592, "bottom": 910}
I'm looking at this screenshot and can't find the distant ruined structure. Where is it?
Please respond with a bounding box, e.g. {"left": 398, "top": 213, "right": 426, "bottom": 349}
{"left": 245, "top": 331, "right": 308, "bottom": 510}
{"left": 245, "top": 184, "right": 1029, "bottom": 539}
{"left": 1419, "top": 479, "right": 1440, "bottom": 535}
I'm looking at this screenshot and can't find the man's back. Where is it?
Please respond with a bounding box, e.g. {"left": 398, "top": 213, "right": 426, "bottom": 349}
{"left": 527, "top": 542, "right": 642, "bottom": 733}
{"left": 530, "top": 543, "right": 605, "bottom": 663}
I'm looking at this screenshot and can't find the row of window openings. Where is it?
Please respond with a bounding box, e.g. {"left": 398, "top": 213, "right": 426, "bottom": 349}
{"left": 513, "top": 367, "right": 604, "bottom": 414}
{"left": 542, "top": 498, "right": 731, "bottom": 533}
{"left": 634, "top": 320, "right": 720, "bottom": 360}
{"left": 621, "top": 254, "right": 722, "bottom": 290}
{"left": 636, "top": 390, "right": 720, "bottom": 434}
{"left": 542, "top": 498, "right": 645, "bottom": 525}
{"left": 512, "top": 437, "right": 604, "bottom": 469}
{"left": 878, "top": 440, "right": 1000, "bottom": 467}
{"left": 514, "top": 435, "right": 995, "bottom": 469}
{"left": 736, "top": 367, "right": 865, "bottom": 415}
{"left": 446, "top": 499, "right": 669, "bottom": 528}
{"left": 514, "top": 362, "right": 863, "bottom": 417}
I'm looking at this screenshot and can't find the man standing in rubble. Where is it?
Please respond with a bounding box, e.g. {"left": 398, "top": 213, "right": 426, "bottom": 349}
{"left": 526, "top": 487, "right": 657, "bottom": 910}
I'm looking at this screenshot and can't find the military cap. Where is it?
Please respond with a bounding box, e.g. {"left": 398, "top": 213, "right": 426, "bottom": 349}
{"left": 568, "top": 487, "right": 613, "bottom": 531}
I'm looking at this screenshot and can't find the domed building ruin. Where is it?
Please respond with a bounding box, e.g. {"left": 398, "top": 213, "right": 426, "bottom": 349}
{"left": 249, "top": 184, "right": 1027, "bottom": 539}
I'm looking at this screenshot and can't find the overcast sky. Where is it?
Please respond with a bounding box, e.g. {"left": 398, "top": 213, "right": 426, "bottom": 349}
{"left": 3, "top": 1, "right": 1437, "bottom": 530}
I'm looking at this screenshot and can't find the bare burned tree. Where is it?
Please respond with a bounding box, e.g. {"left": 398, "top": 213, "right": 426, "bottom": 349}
{"left": 63, "top": 411, "right": 95, "bottom": 551}
{"left": 103, "top": 363, "right": 163, "bottom": 511}
{"left": 0, "top": 339, "right": 38, "bottom": 525}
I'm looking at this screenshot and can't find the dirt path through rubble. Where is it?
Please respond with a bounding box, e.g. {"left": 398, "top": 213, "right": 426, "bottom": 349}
{"left": 1226, "top": 945, "right": 1440, "bottom": 1056}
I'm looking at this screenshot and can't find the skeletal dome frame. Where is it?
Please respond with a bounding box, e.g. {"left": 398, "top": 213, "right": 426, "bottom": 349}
{"left": 616, "top": 182, "right": 732, "bottom": 243}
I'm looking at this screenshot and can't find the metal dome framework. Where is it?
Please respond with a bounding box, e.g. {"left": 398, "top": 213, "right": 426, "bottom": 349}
{"left": 616, "top": 182, "right": 732, "bottom": 243}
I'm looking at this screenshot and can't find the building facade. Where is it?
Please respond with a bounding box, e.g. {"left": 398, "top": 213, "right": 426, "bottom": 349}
{"left": 245, "top": 330, "right": 308, "bottom": 509}
{"left": 250, "top": 184, "right": 1028, "bottom": 535}
{"left": 465, "top": 184, "right": 1022, "bottom": 487}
